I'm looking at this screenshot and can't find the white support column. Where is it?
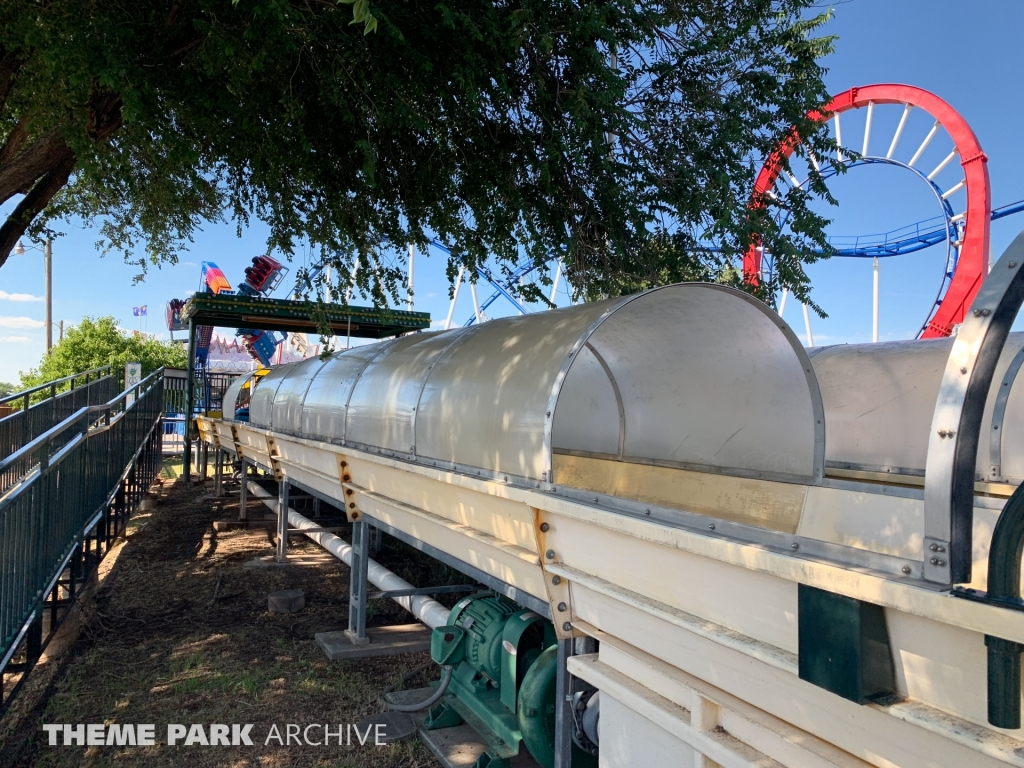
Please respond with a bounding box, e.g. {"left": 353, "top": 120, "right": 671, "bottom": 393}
{"left": 406, "top": 243, "right": 415, "bottom": 311}
{"left": 927, "top": 149, "right": 959, "bottom": 181}
{"left": 887, "top": 104, "right": 913, "bottom": 159}
{"left": 834, "top": 112, "right": 844, "bottom": 163}
{"left": 941, "top": 179, "right": 966, "bottom": 200}
{"left": 469, "top": 280, "right": 484, "bottom": 324}
{"left": 444, "top": 267, "right": 465, "bottom": 330}
{"left": 549, "top": 260, "right": 563, "bottom": 306}
{"left": 802, "top": 302, "right": 814, "bottom": 347}
{"left": 344, "top": 258, "right": 360, "bottom": 303}
{"left": 908, "top": 121, "right": 940, "bottom": 168}
{"left": 778, "top": 288, "right": 789, "bottom": 317}
{"left": 873, "top": 257, "right": 880, "bottom": 343}
{"left": 862, "top": 101, "right": 875, "bottom": 157}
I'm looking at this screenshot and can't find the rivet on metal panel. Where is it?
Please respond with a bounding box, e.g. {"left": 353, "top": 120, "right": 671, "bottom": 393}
{"left": 341, "top": 461, "right": 347, "bottom": 467}
{"left": 930, "top": 557, "right": 947, "bottom": 566}
{"left": 593, "top": 497, "right": 599, "bottom": 503}
{"left": 960, "top": 367, "right": 968, "bottom": 374}
{"left": 346, "top": 488, "right": 354, "bottom": 496}
{"left": 409, "top": 445, "right": 415, "bottom": 452}
{"left": 349, "top": 503, "right": 355, "bottom": 509}
{"left": 545, "top": 549, "right": 556, "bottom": 560}
{"left": 1010, "top": 261, "right": 1018, "bottom": 268}
{"left": 540, "top": 523, "right": 550, "bottom": 532}
{"left": 562, "top": 622, "right": 572, "bottom": 632}
{"left": 343, "top": 474, "right": 351, "bottom": 482}
{"left": 552, "top": 576, "right": 562, "bottom": 585}
{"left": 902, "top": 566, "right": 912, "bottom": 575}
{"left": 352, "top": 511, "right": 360, "bottom": 519}
{"left": 792, "top": 542, "right": 800, "bottom": 550}
{"left": 644, "top": 509, "right": 651, "bottom": 515}
{"left": 708, "top": 523, "right": 715, "bottom": 530}
{"left": 557, "top": 602, "right": 567, "bottom": 612}
{"left": 546, "top": 411, "right": 551, "bottom": 417}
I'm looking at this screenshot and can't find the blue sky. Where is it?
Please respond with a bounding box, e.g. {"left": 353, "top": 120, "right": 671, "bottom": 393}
{"left": 1, "top": 0, "right": 1023, "bottom": 383}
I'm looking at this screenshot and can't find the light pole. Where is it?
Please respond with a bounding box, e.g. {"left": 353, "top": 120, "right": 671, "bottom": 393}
{"left": 13, "top": 238, "right": 54, "bottom": 353}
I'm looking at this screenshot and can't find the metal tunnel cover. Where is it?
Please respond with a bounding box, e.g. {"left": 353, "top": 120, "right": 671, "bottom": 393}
{"left": 247, "top": 283, "right": 826, "bottom": 486}
{"left": 810, "top": 333, "right": 1024, "bottom": 482}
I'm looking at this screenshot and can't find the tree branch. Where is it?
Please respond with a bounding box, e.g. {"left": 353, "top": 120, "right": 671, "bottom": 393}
{"left": 0, "top": 129, "right": 71, "bottom": 205}
{"left": 0, "top": 47, "right": 24, "bottom": 117}
{"left": 0, "top": 152, "right": 75, "bottom": 270}
{"left": 0, "top": 118, "right": 28, "bottom": 167}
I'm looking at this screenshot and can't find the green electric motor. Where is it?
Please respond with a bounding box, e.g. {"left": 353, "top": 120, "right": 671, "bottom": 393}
{"left": 423, "top": 592, "right": 595, "bottom": 768}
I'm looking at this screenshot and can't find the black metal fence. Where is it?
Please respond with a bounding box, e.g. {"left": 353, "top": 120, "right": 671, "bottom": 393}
{"left": 0, "top": 367, "right": 117, "bottom": 493}
{"left": 0, "top": 369, "right": 164, "bottom": 712}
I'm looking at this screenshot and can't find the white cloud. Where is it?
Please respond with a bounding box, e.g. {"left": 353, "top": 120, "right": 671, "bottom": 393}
{"left": 0, "top": 316, "right": 44, "bottom": 328}
{"left": 0, "top": 335, "right": 31, "bottom": 342}
{"left": 0, "top": 290, "right": 43, "bottom": 302}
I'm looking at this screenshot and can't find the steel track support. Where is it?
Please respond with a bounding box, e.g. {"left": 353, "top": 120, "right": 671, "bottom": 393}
{"left": 275, "top": 481, "right": 290, "bottom": 563}
{"left": 345, "top": 519, "right": 370, "bottom": 645}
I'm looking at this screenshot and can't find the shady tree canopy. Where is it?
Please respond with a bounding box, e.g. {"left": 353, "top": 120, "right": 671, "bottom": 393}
{"left": 0, "top": 0, "right": 839, "bottom": 310}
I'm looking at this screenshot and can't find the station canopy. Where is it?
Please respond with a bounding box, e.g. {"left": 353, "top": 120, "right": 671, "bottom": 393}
{"left": 180, "top": 293, "right": 430, "bottom": 338}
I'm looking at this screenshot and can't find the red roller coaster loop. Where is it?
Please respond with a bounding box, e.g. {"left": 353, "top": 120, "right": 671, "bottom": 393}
{"left": 744, "top": 84, "right": 991, "bottom": 338}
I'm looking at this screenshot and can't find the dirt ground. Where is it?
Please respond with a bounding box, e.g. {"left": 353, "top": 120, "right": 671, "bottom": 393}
{"left": 0, "top": 462, "right": 470, "bottom": 768}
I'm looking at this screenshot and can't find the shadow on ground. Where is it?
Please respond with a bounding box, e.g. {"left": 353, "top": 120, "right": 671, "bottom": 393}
{"left": 0, "top": 467, "right": 467, "bottom": 768}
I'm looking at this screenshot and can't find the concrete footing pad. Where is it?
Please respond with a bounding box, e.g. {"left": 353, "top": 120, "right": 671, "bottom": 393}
{"left": 315, "top": 623, "right": 432, "bottom": 660}
{"left": 353, "top": 711, "right": 418, "bottom": 744}
{"left": 268, "top": 589, "right": 305, "bottom": 613}
{"left": 242, "top": 553, "right": 337, "bottom": 569}
{"left": 213, "top": 516, "right": 275, "bottom": 532}
{"left": 384, "top": 688, "right": 541, "bottom": 768}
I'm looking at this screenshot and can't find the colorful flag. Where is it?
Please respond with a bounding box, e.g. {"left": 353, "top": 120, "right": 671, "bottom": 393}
{"left": 133, "top": 306, "right": 148, "bottom": 317}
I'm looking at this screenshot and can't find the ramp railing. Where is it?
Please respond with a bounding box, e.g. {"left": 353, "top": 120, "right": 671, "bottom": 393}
{"left": 0, "top": 366, "right": 117, "bottom": 492}
{"left": 0, "top": 368, "right": 164, "bottom": 713}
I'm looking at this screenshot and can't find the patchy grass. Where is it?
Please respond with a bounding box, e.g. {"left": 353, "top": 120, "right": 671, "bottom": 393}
{"left": 0, "top": 472, "right": 462, "bottom": 767}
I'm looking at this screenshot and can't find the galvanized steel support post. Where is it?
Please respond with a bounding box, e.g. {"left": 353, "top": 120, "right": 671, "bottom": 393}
{"left": 346, "top": 519, "right": 370, "bottom": 645}
{"left": 275, "top": 482, "right": 290, "bottom": 563}
{"left": 238, "top": 459, "right": 248, "bottom": 521}
{"left": 184, "top": 318, "right": 196, "bottom": 481}
{"left": 554, "top": 638, "right": 574, "bottom": 768}
{"left": 213, "top": 448, "right": 223, "bottom": 497}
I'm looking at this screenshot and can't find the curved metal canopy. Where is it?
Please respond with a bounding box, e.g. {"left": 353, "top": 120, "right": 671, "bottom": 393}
{"left": 810, "top": 333, "right": 1024, "bottom": 482}
{"left": 248, "top": 283, "right": 826, "bottom": 486}
{"left": 222, "top": 372, "right": 255, "bottom": 416}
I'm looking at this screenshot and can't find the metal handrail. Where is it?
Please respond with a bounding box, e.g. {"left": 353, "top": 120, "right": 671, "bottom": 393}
{"left": 0, "top": 366, "right": 165, "bottom": 711}
{"left": 0, "top": 368, "right": 164, "bottom": 490}
{"left": 0, "top": 365, "right": 112, "bottom": 408}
